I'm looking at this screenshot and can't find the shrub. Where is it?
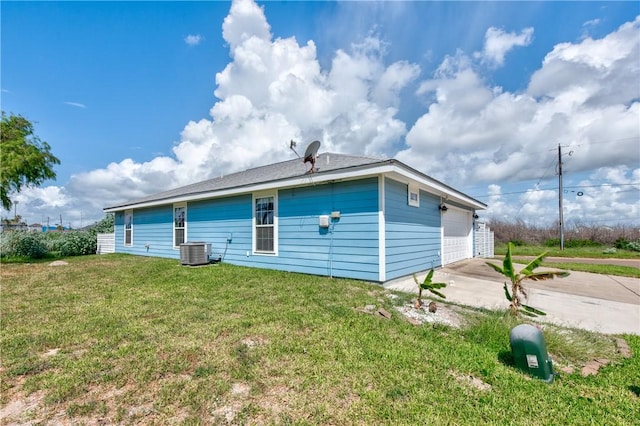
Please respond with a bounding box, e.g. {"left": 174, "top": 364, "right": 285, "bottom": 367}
{"left": 44, "top": 232, "right": 64, "bottom": 253}
{"left": 0, "top": 231, "right": 49, "bottom": 259}
{"left": 627, "top": 241, "right": 640, "bottom": 252}
{"left": 544, "top": 238, "right": 602, "bottom": 248}
{"left": 614, "top": 238, "right": 629, "bottom": 249}
{"left": 58, "top": 231, "right": 97, "bottom": 256}
{"left": 88, "top": 214, "right": 114, "bottom": 236}
{"left": 615, "top": 238, "right": 640, "bottom": 252}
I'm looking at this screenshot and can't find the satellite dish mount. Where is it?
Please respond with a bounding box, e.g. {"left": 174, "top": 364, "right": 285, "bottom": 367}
{"left": 289, "top": 140, "right": 300, "bottom": 158}
{"left": 303, "top": 140, "right": 321, "bottom": 173}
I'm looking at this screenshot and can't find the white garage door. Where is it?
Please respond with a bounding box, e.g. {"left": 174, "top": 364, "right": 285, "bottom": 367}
{"left": 442, "top": 208, "right": 473, "bottom": 265}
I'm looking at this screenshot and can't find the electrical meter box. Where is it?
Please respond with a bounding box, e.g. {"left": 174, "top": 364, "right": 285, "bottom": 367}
{"left": 319, "top": 215, "right": 330, "bottom": 228}
{"left": 509, "top": 324, "right": 554, "bottom": 383}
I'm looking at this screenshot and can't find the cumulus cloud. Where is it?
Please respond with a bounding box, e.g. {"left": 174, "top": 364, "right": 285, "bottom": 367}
{"left": 482, "top": 165, "right": 640, "bottom": 226}
{"left": 528, "top": 16, "right": 639, "bottom": 106}
{"left": 184, "top": 34, "right": 204, "bottom": 46}
{"left": 399, "top": 16, "right": 640, "bottom": 193}
{"left": 10, "top": 2, "right": 640, "bottom": 229}
{"left": 27, "top": 0, "right": 417, "bottom": 228}
{"left": 475, "top": 26, "right": 534, "bottom": 67}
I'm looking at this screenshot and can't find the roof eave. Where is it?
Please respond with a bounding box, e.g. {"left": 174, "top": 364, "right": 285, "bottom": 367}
{"left": 104, "top": 158, "right": 486, "bottom": 212}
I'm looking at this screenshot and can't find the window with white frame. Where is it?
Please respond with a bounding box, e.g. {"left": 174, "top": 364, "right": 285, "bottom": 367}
{"left": 408, "top": 184, "right": 420, "bottom": 207}
{"left": 124, "top": 210, "right": 133, "bottom": 246}
{"left": 254, "top": 194, "right": 277, "bottom": 253}
{"left": 173, "top": 203, "right": 186, "bottom": 247}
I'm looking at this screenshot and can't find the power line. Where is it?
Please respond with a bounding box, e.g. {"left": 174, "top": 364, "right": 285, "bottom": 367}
{"left": 513, "top": 154, "right": 557, "bottom": 217}
{"left": 471, "top": 182, "right": 640, "bottom": 198}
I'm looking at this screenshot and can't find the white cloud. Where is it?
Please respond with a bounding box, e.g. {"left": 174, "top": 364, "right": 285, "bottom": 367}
{"left": 64, "top": 101, "right": 86, "bottom": 109}
{"left": 482, "top": 165, "right": 640, "bottom": 226}
{"left": 474, "top": 26, "right": 534, "bottom": 67}
{"left": 399, "top": 16, "right": 640, "bottom": 194}
{"left": 222, "top": 0, "right": 271, "bottom": 52}
{"left": 528, "top": 16, "right": 640, "bottom": 105}
{"left": 18, "top": 0, "right": 416, "bottom": 228}
{"left": 184, "top": 34, "right": 204, "bottom": 46}
{"left": 10, "top": 2, "right": 640, "bottom": 229}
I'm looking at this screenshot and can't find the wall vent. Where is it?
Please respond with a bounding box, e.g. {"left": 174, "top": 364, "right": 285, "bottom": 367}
{"left": 180, "top": 242, "right": 211, "bottom": 266}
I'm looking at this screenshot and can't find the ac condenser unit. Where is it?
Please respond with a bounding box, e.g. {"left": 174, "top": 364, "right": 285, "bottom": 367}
{"left": 179, "top": 242, "right": 211, "bottom": 266}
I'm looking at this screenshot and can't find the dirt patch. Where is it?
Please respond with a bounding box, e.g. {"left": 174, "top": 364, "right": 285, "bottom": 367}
{"left": 0, "top": 389, "right": 46, "bottom": 425}
{"left": 241, "top": 336, "right": 269, "bottom": 349}
{"left": 394, "top": 302, "right": 466, "bottom": 328}
{"left": 448, "top": 370, "right": 492, "bottom": 392}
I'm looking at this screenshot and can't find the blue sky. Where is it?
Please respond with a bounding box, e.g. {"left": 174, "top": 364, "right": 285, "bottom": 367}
{"left": 2, "top": 1, "right": 639, "bottom": 228}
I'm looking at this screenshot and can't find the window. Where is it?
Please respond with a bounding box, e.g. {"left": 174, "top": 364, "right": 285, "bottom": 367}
{"left": 408, "top": 184, "right": 420, "bottom": 207}
{"left": 254, "top": 194, "right": 277, "bottom": 253}
{"left": 174, "top": 203, "right": 186, "bottom": 247}
{"left": 124, "top": 210, "right": 133, "bottom": 246}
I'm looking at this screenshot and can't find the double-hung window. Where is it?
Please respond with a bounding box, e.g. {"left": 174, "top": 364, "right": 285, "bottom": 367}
{"left": 174, "top": 203, "right": 187, "bottom": 247}
{"left": 254, "top": 194, "right": 277, "bottom": 254}
{"left": 124, "top": 210, "right": 133, "bottom": 246}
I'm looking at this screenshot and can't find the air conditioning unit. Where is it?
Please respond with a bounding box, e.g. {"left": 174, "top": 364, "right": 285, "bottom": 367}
{"left": 179, "top": 242, "right": 211, "bottom": 266}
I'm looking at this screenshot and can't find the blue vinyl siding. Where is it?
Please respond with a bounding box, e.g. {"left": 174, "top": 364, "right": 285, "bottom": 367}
{"left": 115, "top": 205, "right": 176, "bottom": 258}
{"left": 114, "top": 179, "right": 380, "bottom": 281}
{"left": 187, "top": 195, "right": 253, "bottom": 264}
{"left": 384, "top": 178, "right": 442, "bottom": 280}
{"left": 260, "top": 178, "right": 380, "bottom": 281}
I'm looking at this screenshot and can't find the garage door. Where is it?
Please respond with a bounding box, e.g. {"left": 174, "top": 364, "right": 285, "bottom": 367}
{"left": 442, "top": 208, "right": 472, "bottom": 265}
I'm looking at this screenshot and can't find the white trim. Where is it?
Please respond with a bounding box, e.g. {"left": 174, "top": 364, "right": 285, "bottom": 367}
{"left": 440, "top": 224, "right": 445, "bottom": 268}
{"left": 378, "top": 175, "right": 386, "bottom": 282}
{"left": 105, "top": 163, "right": 486, "bottom": 213}
{"left": 252, "top": 191, "right": 278, "bottom": 256}
{"left": 124, "top": 209, "right": 133, "bottom": 246}
{"left": 173, "top": 202, "right": 187, "bottom": 249}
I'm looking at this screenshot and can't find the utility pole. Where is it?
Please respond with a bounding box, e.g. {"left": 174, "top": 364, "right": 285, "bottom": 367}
{"left": 558, "top": 144, "right": 564, "bottom": 251}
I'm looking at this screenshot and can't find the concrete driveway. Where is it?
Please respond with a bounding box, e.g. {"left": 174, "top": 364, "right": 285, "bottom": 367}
{"left": 383, "top": 258, "right": 640, "bottom": 335}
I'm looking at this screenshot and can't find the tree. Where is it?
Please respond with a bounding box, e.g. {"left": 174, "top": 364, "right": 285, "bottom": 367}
{"left": 486, "top": 242, "right": 569, "bottom": 317}
{"left": 1, "top": 112, "right": 60, "bottom": 210}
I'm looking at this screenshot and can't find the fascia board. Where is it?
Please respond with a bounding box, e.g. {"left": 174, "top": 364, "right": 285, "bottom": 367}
{"left": 384, "top": 169, "right": 487, "bottom": 210}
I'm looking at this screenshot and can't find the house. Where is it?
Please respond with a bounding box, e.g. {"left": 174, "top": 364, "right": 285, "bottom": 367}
{"left": 104, "top": 153, "right": 487, "bottom": 282}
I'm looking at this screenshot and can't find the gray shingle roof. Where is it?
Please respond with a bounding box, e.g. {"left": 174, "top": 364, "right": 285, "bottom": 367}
{"left": 105, "top": 153, "right": 389, "bottom": 210}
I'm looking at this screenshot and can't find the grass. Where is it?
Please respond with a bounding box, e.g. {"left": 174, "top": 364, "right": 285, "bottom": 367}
{"left": 495, "top": 243, "right": 640, "bottom": 259}
{"left": 1, "top": 254, "right": 639, "bottom": 424}
{"left": 493, "top": 243, "right": 640, "bottom": 277}
{"left": 534, "top": 261, "right": 640, "bottom": 278}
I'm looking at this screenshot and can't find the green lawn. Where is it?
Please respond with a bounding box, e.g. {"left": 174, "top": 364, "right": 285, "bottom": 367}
{"left": 1, "top": 255, "right": 638, "bottom": 424}
{"left": 495, "top": 243, "right": 640, "bottom": 259}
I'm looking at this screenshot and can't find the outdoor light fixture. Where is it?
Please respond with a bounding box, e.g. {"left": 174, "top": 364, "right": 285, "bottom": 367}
{"left": 473, "top": 214, "right": 479, "bottom": 219}
{"left": 439, "top": 203, "right": 448, "bottom": 212}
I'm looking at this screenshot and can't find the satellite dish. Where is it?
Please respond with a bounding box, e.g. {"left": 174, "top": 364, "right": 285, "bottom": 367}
{"left": 303, "top": 140, "right": 321, "bottom": 173}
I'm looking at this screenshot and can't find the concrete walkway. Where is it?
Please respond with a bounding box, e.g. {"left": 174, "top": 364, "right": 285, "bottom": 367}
{"left": 383, "top": 258, "right": 640, "bottom": 335}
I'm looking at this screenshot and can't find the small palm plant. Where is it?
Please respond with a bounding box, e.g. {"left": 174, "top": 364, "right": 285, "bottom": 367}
{"left": 413, "top": 269, "right": 447, "bottom": 308}
{"left": 486, "top": 242, "right": 569, "bottom": 317}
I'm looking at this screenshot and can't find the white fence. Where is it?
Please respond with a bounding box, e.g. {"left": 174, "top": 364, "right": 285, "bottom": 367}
{"left": 475, "top": 222, "right": 494, "bottom": 258}
{"left": 96, "top": 233, "right": 115, "bottom": 254}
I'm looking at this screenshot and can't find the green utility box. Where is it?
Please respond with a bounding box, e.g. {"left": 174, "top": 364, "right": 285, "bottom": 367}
{"left": 509, "top": 324, "right": 554, "bottom": 383}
